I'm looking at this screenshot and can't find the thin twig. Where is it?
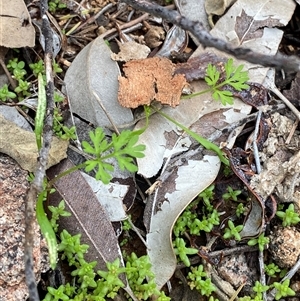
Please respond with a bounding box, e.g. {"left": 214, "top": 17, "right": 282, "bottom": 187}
{"left": 258, "top": 250, "right": 267, "bottom": 301}
{"left": 99, "top": 11, "right": 149, "bottom": 39}
{"left": 24, "top": 1, "right": 54, "bottom": 300}
{"left": 270, "top": 87, "right": 300, "bottom": 120}
{"left": 121, "top": 0, "right": 300, "bottom": 72}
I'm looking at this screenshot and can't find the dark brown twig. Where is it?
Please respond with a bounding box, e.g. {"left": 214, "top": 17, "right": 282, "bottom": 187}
{"left": 121, "top": 0, "right": 300, "bottom": 72}
{"left": 24, "top": 1, "right": 54, "bottom": 300}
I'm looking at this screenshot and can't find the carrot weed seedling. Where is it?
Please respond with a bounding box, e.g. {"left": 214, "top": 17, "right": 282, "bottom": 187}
{"left": 182, "top": 58, "right": 249, "bottom": 105}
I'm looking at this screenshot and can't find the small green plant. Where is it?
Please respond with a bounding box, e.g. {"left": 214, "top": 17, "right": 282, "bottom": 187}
{"left": 182, "top": 58, "right": 249, "bottom": 105}
{"left": 14, "top": 78, "right": 30, "bottom": 97}
{"left": 30, "top": 60, "right": 45, "bottom": 77}
{"left": 223, "top": 220, "right": 243, "bottom": 241}
{"left": 49, "top": 0, "right": 67, "bottom": 12}
{"left": 252, "top": 281, "right": 269, "bottom": 299}
{"left": 0, "top": 84, "right": 16, "bottom": 101}
{"left": 173, "top": 207, "right": 197, "bottom": 237}
{"left": 122, "top": 216, "right": 132, "bottom": 231}
{"left": 236, "top": 203, "right": 245, "bottom": 217}
{"left": 125, "top": 252, "right": 161, "bottom": 300}
{"left": 265, "top": 263, "right": 281, "bottom": 278}
{"left": 82, "top": 128, "right": 146, "bottom": 184}
{"left": 7, "top": 58, "right": 27, "bottom": 80}
{"left": 189, "top": 209, "right": 220, "bottom": 234}
{"left": 222, "top": 186, "right": 242, "bottom": 201}
{"left": 273, "top": 279, "right": 295, "bottom": 300}
{"left": 247, "top": 233, "right": 269, "bottom": 252}
{"left": 276, "top": 203, "right": 300, "bottom": 226}
{"left": 187, "top": 265, "right": 216, "bottom": 296}
{"left": 48, "top": 200, "right": 71, "bottom": 232}
{"left": 173, "top": 237, "right": 198, "bottom": 267}
{"left": 199, "top": 185, "right": 215, "bottom": 211}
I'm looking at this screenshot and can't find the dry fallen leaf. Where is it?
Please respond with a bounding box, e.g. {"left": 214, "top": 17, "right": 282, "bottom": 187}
{"left": 111, "top": 40, "right": 150, "bottom": 62}
{"left": 47, "top": 159, "right": 138, "bottom": 300}
{"left": 64, "top": 36, "right": 134, "bottom": 128}
{"left": 0, "top": 0, "right": 35, "bottom": 48}
{"left": 118, "top": 57, "right": 187, "bottom": 108}
{"left": 47, "top": 159, "right": 123, "bottom": 270}
{"left": 0, "top": 114, "right": 69, "bottom": 172}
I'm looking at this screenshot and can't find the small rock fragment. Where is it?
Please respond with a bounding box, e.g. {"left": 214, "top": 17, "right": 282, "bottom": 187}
{"left": 0, "top": 154, "right": 49, "bottom": 301}
{"left": 269, "top": 226, "right": 300, "bottom": 268}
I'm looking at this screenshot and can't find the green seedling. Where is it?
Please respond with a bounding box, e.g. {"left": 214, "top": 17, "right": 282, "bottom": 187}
{"left": 182, "top": 58, "right": 249, "bottom": 105}
{"left": 122, "top": 216, "right": 132, "bottom": 231}
{"left": 125, "top": 252, "right": 161, "bottom": 300}
{"left": 45, "top": 285, "right": 69, "bottom": 301}
{"left": 222, "top": 186, "right": 242, "bottom": 201}
{"left": 0, "top": 84, "right": 16, "bottom": 101}
{"left": 236, "top": 203, "right": 245, "bottom": 218}
{"left": 173, "top": 209, "right": 197, "bottom": 237}
{"left": 223, "top": 220, "right": 243, "bottom": 241}
{"left": 276, "top": 203, "right": 300, "bottom": 226}
{"left": 173, "top": 237, "right": 198, "bottom": 267}
{"left": 189, "top": 209, "right": 220, "bottom": 234}
{"left": 49, "top": 0, "right": 67, "bottom": 12}
{"left": 199, "top": 185, "right": 215, "bottom": 211}
{"left": 264, "top": 263, "right": 281, "bottom": 278}
{"left": 53, "top": 60, "right": 63, "bottom": 74}
{"left": 36, "top": 191, "right": 58, "bottom": 269}
{"left": 187, "top": 265, "right": 216, "bottom": 296}
{"left": 247, "top": 233, "right": 269, "bottom": 252}
{"left": 273, "top": 279, "right": 295, "bottom": 300}
{"left": 252, "top": 281, "right": 269, "bottom": 299}
{"left": 48, "top": 200, "right": 71, "bottom": 232}
{"left": 7, "top": 58, "right": 27, "bottom": 80}
{"left": 30, "top": 60, "right": 45, "bottom": 77}
{"left": 82, "top": 127, "right": 146, "bottom": 184}
{"left": 15, "top": 79, "right": 30, "bottom": 97}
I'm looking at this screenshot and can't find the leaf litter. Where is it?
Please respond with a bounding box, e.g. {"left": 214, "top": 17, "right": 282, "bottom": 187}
{"left": 2, "top": 0, "right": 300, "bottom": 300}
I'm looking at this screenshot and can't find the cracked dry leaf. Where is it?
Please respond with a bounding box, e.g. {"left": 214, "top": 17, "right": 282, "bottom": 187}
{"left": 118, "top": 57, "right": 187, "bottom": 108}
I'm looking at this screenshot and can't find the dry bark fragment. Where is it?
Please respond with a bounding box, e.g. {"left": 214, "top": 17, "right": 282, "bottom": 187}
{"left": 118, "top": 57, "right": 187, "bottom": 108}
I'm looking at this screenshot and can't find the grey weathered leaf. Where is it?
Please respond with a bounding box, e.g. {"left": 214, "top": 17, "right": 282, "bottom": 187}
{"left": 64, "top": 36, "right": 134, "bottom": 128}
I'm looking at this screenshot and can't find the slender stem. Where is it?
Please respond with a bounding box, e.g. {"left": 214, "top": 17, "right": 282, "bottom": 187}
{"left": 181, "top": 87, "right": 212, "bottom": 99}
{"left": 47, "top": 162, "right": 86, "bottom": 188}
